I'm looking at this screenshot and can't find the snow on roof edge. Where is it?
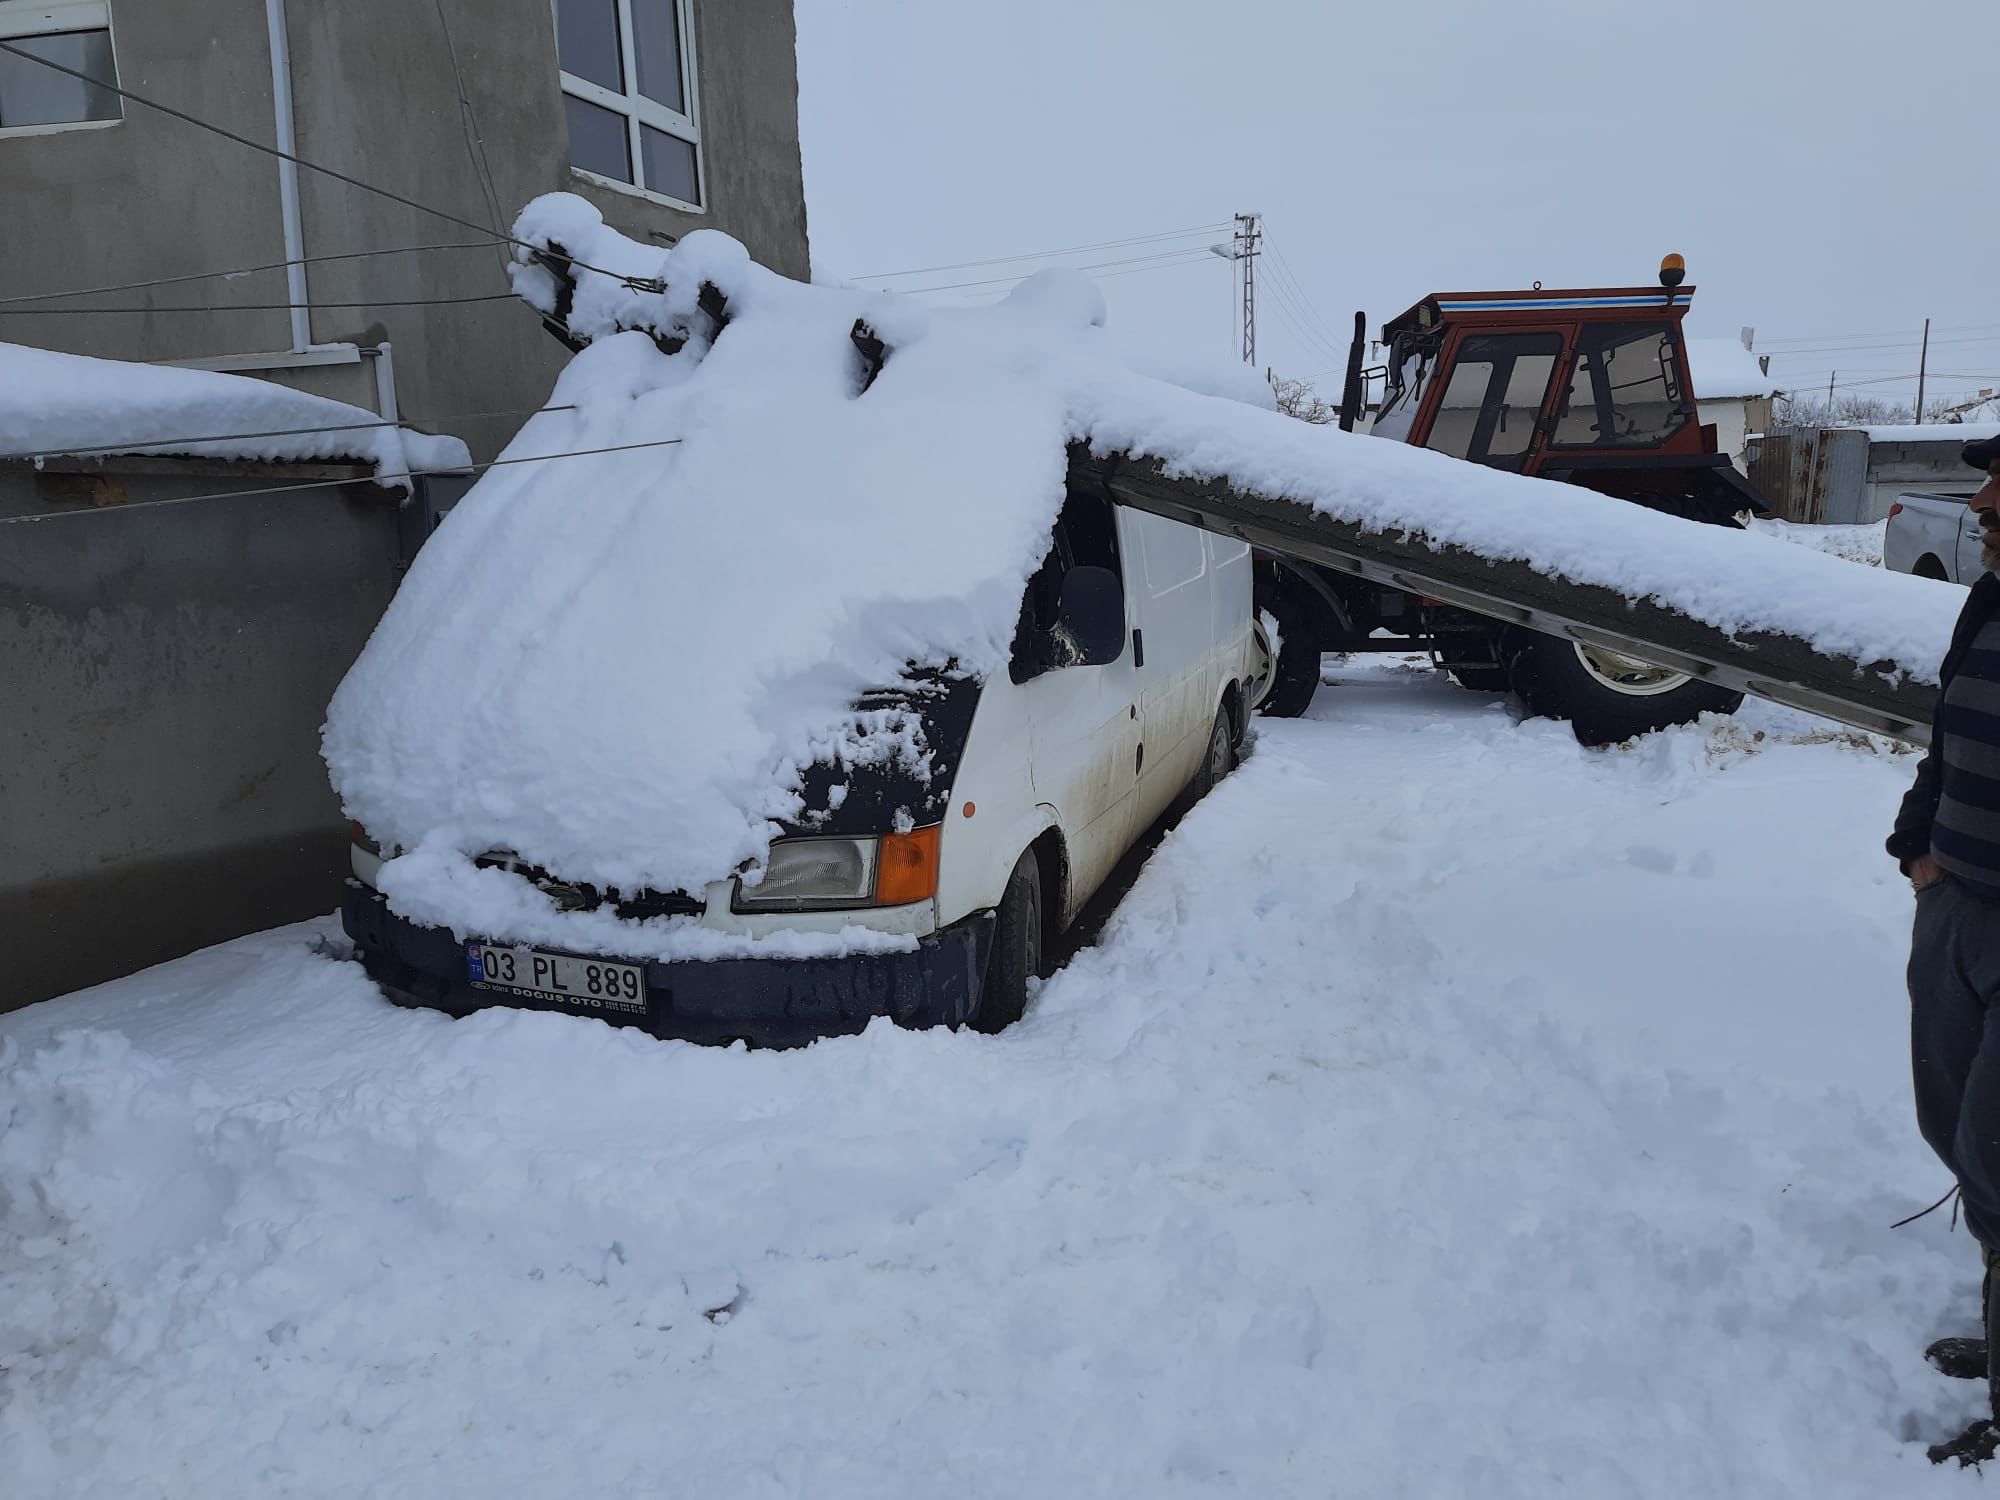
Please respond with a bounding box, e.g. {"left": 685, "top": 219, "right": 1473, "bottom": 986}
{"left": 0, "top": 342, "right": 472, "bottom": 489}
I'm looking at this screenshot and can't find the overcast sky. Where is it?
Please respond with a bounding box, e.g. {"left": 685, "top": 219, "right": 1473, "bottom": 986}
{"left": 797, "top": 0, "right": 1997, "bottom": 411}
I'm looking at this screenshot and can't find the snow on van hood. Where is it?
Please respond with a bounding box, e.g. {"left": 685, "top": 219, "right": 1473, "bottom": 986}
{"left": 325, "top": 194, "right": 1960, "bottom": 943}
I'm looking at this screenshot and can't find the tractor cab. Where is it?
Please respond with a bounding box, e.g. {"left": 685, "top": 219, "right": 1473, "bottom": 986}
{"left": 1349, "top": 258, "right": 1762, "bottom": 523}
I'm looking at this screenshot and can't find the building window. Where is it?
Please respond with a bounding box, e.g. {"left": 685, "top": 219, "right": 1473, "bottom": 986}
{"left": 0, "top": 1, "right": 120, "bottom": 133}
{"left": 555, "top": 0, "right": 701, "bottom": 210}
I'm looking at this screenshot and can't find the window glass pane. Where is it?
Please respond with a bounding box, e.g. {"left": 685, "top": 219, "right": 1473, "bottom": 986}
{"left": 1553, "top": 325, "right": 1690, "bottom": 449}
{"left": 555, "top": 0, "right": 624, "bottom": 91}
{"left": 0, "top": 30, "right": 119, "bottom": 128}
{"left": 640, "top": 124, "right": 699, "bottom": 204}
{"left": 1424, "top": 333, "right": 1560, "bottom": 469}
{"left": 565, "top": 93, "right": 632, "bottom": 182}
{"left": 1554, "top": 355, "right": 1602, "bottom": 446}
{"left": 632, "top": 0, "right": 685, "bottom": 113}
{"left": 1425, "top": 358, "right": 1492, "bottom": 460}
{"left": 1485, "top": 350, "right": 1556, "bottom": 461}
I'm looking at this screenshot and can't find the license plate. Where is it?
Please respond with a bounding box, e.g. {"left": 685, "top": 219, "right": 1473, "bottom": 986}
{"left": 466, "top": 942, "right": 647, "bottom": 1014}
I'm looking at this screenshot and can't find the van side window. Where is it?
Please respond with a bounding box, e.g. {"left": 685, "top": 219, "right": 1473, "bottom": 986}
{"left": 1009, "top": 490, "right": 1122, "bottom": 683}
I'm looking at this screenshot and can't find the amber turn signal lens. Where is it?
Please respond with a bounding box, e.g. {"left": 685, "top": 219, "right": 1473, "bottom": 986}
{"left": 875, "top": 824, "right": 942, "bottom": 905}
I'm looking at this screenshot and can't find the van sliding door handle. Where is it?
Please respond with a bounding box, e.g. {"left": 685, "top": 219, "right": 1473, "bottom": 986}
{"left": 1132, "top": 628, "right": 1145, "bottom": 668}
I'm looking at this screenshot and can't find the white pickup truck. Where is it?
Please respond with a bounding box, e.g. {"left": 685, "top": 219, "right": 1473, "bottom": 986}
{"left": 1885, "top": 491, "right": 1985, "bottom": 583}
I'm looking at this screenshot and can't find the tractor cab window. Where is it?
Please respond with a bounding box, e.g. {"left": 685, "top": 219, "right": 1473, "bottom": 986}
{"left": 1421, "top": 332, "right": 1562, "bottom": 472}
{"left": 1552, "top": 325, "right": 1691, "bottom": 449}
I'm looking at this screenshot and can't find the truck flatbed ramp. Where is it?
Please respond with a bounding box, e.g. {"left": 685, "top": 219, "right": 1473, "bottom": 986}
{"left": 1071, "top": 446, "right": 1937, "bottom": 745}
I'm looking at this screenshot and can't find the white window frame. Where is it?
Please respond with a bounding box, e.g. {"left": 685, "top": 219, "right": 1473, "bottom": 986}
{"left": 554, "top": 0, "right": 703, "bottom": 213}
{"left": 0, "top": 0, "right": 121, "bottom": 138}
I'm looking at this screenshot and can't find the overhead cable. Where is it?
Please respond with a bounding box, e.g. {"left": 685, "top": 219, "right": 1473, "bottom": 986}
{"left": 0, "top": 431, "right": 698, "bottom": 526}
{"left": 0, "top": 296, "right": 524, "bottom": 318}
{"left": 854, "top": 223, "right": 1231, "bottom": 282}
{"left": 0, "top": 41, "right": 661, "bottom": 292}
{"left": 0, "top": 404, "right": 579, "bottom": 467}
{"left": 898, "top": 246, "right": 1218, "bottom": 296}
{"left": 0, "top": 240, "right": 511, "bottom": 307}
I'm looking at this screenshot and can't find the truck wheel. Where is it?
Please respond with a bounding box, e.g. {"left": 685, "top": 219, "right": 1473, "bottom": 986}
{"left": 1257, "top": 592, "right": 1322, "bottom": 718}
{"left": 973, "top": 849, "right": 1043, "bottom": 1034}
{"left": 1505, "top": 631, "right": 1743, "bottom": 746}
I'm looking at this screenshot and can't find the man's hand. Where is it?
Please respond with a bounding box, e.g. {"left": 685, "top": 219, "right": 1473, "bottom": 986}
{"left": 1910, "top": 855, "right": 1945, "bottom": 891}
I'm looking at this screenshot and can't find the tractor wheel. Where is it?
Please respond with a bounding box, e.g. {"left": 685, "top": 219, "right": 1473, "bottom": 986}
{"left": 1505, "top": 630, "right": 1742, "bottom": 746}
{"left": 1446, "top": 664, "right": 1512, "bottom": 694}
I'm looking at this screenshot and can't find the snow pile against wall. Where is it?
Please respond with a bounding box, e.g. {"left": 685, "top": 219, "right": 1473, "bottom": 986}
{"left": 325, "top": 194, "right": 1962, "bottom": 937}
{"left": 0, "top": 343, "right": 470, "bottom": 488}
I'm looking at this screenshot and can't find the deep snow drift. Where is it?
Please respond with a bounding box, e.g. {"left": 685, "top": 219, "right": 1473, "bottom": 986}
{"left": 4, "top": 675, "right": 1985, "bottom": 1496}
{"left": 0, "top": 342, "right": 469, "bottom": 487}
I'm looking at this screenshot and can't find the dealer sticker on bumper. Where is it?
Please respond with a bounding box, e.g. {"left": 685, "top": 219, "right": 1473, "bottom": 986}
{"left": 466, "top": 942, "right": 647, "bottom": 1014}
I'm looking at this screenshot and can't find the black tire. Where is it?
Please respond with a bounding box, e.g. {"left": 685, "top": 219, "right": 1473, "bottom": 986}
{"left": 1173, "top": 708, "right": 1236, "bottom": 819}
{"left": 1258, "top": 590, "right": 1322, "bottom": 718}
{"left": 973, "top": 849, "right": 1043, "bottom": 1033}
{"left": 1505, "top": 630, "right": 1743, "bottom": 746}
{"left": 1446, "top": 664, "right": 1512, "bottom": 693}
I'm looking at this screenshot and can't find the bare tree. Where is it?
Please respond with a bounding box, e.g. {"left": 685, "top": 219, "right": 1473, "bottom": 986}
{"left": 1774, "top": 390, "right": 1967, "bottom": 428}
{"left": 1272, "top": 375, "right": 1339, "bottom": 425}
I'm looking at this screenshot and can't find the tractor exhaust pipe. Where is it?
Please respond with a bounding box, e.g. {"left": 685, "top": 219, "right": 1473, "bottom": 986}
{"left": 1339, "top": 310, "right": 1367, "bottom": 433}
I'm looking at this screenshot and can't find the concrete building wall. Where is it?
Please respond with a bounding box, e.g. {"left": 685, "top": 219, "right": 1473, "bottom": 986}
{"left": 0, "top": 0, "right": 811, "bottom": 458}
{"left": 0, "top": 466, "right": 402, "bottom": 1008}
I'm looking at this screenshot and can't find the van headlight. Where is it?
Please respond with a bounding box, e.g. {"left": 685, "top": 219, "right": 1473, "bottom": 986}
{"left": 733, "top": 827, "right": 940, "bottom": 912}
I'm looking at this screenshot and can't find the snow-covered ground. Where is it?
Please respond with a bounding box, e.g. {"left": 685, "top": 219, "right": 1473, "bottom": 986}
{"left": 2, "top": 665, "right": 1982, "bottom": 1496}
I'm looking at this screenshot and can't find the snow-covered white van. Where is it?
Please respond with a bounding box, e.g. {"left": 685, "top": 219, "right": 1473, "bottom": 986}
{"left": 340, "top": 488, "right": 1260, "bottom": 1044}
{"left": 326, "top": 193, "right": 1279, "bottom": 1046}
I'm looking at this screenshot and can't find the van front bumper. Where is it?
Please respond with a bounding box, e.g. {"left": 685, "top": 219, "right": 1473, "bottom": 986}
{"left": 341, "top": 882, "right": 995, "bottom": 1048}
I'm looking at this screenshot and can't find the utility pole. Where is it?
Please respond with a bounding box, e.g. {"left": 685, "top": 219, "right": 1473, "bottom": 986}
{"left": 1916, "top": 317, "right": 1931, "bottom": 425}
{"left": 1233, "top": 212, "right": 1262, "bottom": 365}
{"left": 1826, "top": 370, "right": 1836, "bottom": 419}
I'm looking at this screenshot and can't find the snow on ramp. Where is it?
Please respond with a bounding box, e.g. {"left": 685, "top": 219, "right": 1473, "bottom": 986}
{"left": 0, "top": 690, "right": 1974, "bottom": 1494}
{"left": 325, "top": 194, "right": 1960, "bottom": 942}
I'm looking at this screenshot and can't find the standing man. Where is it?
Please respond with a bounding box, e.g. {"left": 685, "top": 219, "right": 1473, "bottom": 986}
{"left": 1890, "top": 434, "right": 2000, "bottom": 1465}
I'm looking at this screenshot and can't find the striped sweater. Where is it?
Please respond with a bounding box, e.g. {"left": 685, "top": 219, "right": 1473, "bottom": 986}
{"left": 1891, "top": 573, "right": 2000, "bottom": 896}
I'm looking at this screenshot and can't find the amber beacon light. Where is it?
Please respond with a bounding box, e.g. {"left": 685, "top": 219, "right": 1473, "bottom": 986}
{"left": 1659, "top": 253, "right": 1687, "bottom": 289}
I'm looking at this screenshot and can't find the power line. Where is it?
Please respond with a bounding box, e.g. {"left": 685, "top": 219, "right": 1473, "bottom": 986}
{"left": 896, "top": 246, "right": 1218, "bottom": 295}
{"left": 0, "top": 293, "right": 521, "bottom": 315}
{"left": 854, "top": 223, "right": 1231, "bottom": 282}
{"left": 1759, "top": 323, "right": 2000, "bottom": 348}
{"left": 0, "top": 430, "right": 698, "bottom": 526}
{"left": 430, "top": 0, "right": 509, "bottom": 267}
{"left": 0, "top": 404, "right": 579, "bottom": 466}
{"left": 0, "top": 41, "right": 661, "bottom": 293}
{"left": 1261, "top": 238, "right": 1350, "bottom": 354}
{"left": 0, "top": 240, "right": 510, "bottom": 308}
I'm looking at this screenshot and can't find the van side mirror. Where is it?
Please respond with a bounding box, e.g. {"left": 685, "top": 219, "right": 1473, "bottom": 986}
{"left": 1048, "top": 565, "right": 1125, "bottom": 668}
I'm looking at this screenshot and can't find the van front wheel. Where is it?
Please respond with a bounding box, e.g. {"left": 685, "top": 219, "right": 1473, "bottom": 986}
{"left": 973, "top": 850, "right": 1043, "bottom": 1034}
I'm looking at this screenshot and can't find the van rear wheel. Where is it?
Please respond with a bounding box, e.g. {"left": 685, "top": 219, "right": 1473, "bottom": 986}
{"left": 973, "top": 849, "right": 1043, "bottom": 1034}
